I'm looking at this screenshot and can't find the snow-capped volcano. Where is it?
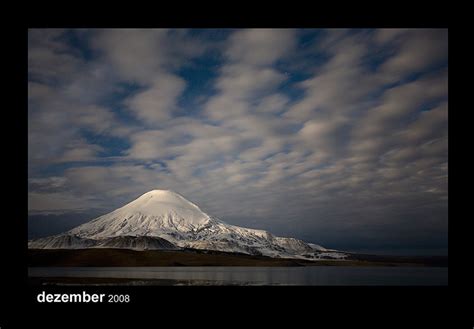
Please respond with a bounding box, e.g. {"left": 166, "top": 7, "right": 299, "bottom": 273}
{"left": 69, "top": 190, "right": 215, "bottom": 238}
{"left": 29, "top": 189, "right": 345, "bottom": 260}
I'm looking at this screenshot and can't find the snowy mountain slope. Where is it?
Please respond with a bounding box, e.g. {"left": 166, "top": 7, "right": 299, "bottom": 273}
{"left": 28, "top": 234, "right": 97, "bottom": 249}
{"left": 28, "top": 234, "right": 178, "bottom": 250}
{"left": 308, "top": 243, "right": 327, "bottom": 252}
{"left": 68, "top": 190, "right": 214, "bottom": 238}
{"left": 29, "top": 189, "right": 346, "bottom": 260}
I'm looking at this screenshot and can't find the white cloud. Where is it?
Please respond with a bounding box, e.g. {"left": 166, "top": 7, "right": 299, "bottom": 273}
{"left": 377, "top": 29, "right": 448, "bottom": 81}
{"left": 58, "top": 142, "right": 104, "bottom": 163}
{"left": 91, "top": 29, "right": 169, "bottom": 84}
{"left": 28, "top": 29, "right": 84, "bottom": 84}
{"left": 226, "top": 29, "right": 296, "bottom": 66}
{"left": 215, "top": 64, "right": 286, "bottom": 99}
{"left": 92, "top": 29, "right": 208, "bottom": 84}
{"left": 255, "top": 93, "right": 289, "bottom": 114}
{"left": 126, "top": 74, "right": 186, "bottom": 124}
{"left": 353, "top": 69, "right": 448, "bottom": 143}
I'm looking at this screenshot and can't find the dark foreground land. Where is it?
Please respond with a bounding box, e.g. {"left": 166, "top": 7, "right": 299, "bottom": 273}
{"left": 29, "top": 276, "right": 242, "bottom": 286}
{"left": 28, "top": 248, "right": 448, "bottom": 267}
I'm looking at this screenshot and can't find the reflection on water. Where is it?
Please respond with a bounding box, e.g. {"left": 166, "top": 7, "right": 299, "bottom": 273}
{"left": 29, "top": 266, "right": 448, "bottom": 285}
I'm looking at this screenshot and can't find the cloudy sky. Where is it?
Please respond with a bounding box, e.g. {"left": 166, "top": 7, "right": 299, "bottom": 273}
{"left": 28, "top": 29, "right": 448, "bottom": 255}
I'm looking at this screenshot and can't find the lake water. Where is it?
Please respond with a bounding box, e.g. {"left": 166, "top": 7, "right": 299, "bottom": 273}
{"left": 29, "top": 266, "right": 448, "bottom": 285}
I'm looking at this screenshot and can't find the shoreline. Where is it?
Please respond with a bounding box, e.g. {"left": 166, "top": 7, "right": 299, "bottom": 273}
{"left": 28, "top": 248, "right": 448, "bottom": 267}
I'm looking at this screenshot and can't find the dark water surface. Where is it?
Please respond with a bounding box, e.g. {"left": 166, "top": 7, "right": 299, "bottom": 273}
{"left": 29, "top": 266, "right": 448, "bottom": 285}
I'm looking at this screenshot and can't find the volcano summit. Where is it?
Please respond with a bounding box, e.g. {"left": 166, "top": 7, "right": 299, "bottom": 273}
{"left": 28, "top": 190, "right": 345, "bottom": 260}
